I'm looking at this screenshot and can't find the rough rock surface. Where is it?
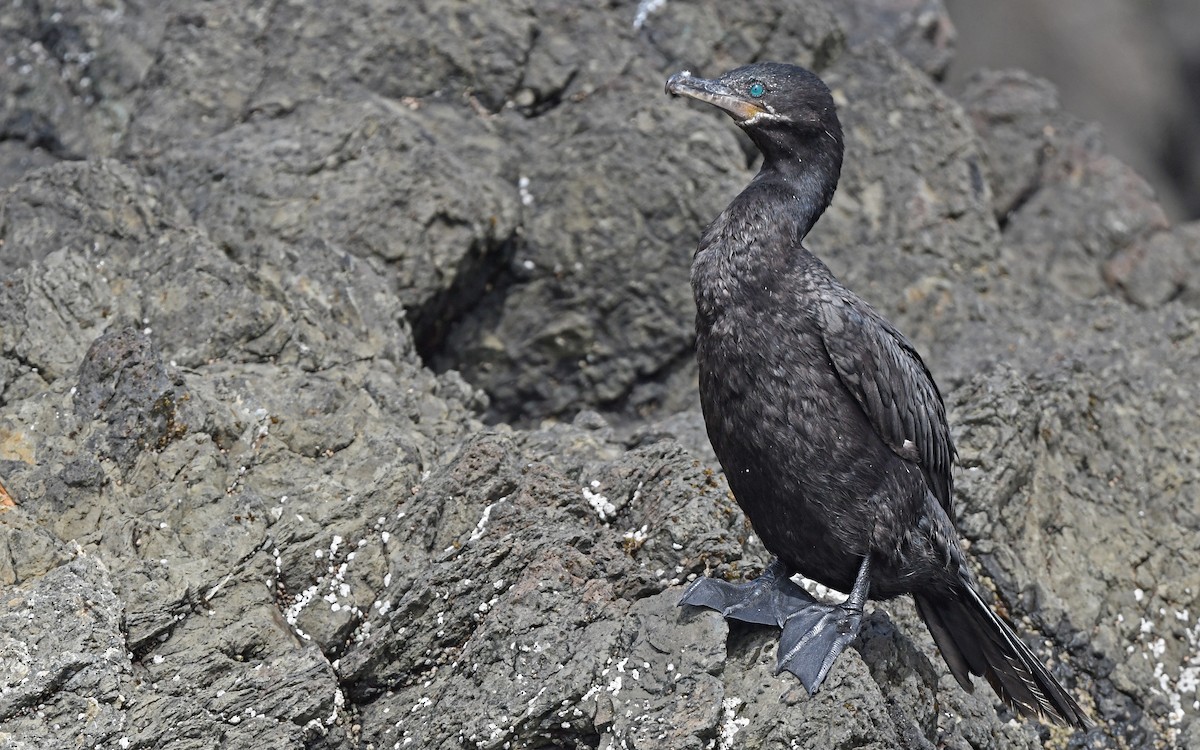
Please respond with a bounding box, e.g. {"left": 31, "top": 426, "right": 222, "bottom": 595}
{"left": 1, "top": 1, "right": 1198, "bottom": 748}
{"left": 945, "top": 0, "right": 1200, "bottom": 223}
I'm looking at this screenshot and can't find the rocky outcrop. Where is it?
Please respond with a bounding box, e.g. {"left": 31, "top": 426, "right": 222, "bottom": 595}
{"left": 2, "top": 1, "right": 1198, "bottom": 748}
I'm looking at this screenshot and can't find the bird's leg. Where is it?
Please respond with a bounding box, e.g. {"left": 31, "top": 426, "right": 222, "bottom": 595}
{"left": 776, "top": 555, "right": 871, "bottom": 695}
{"left": 679, "top": 558, "right": 821, "bottom": 628}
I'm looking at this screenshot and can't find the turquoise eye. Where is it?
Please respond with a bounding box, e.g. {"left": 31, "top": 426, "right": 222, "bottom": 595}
{"left": 749, "top": 82, "right": 765, "bottom": 98}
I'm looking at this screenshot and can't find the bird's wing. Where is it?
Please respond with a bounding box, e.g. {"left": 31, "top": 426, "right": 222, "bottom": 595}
{"left": 817, "top": 293, "right": 955, "bottom": 515}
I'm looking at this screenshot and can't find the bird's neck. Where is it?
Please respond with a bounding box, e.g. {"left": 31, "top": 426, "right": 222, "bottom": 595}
{"left": 693, "top": 143, "right": 841, "bottom": 317}
{"left": 750, "top": 132, "right": 842, "bottom": 240}
{"left": 700, "top": 150, "right": 840, "bottom": 261}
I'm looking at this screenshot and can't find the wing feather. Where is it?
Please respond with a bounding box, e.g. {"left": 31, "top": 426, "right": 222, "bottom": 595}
{"left": 818, "top": 294, "right": 956, "bottom": 515}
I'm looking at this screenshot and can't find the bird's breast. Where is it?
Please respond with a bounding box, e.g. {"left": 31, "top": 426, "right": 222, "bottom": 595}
{"left": 693, "top": 283, "right": 886, "bottom": 583}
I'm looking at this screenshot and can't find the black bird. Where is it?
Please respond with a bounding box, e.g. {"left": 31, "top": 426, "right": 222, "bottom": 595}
{"left": 667, "top": 63, "right": 1088, "bottom": 728}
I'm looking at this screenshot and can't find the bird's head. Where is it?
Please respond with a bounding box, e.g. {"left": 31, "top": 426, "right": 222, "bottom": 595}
{"left": 665, "top": 63, "right": 833, "bottom": 128}
{"left": 667, "top": 61, "right": 844, "bottom": 165}
{"left": 666, "top": 62, "right": 844, "bottom": 236}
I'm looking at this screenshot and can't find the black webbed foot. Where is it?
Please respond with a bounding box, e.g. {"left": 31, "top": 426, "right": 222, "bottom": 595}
{"left": 681, "top": 556, "right": 872, "bottom": 695}
{"left": 679, "top": 558, "right": 817, "bottom": 627}
{"left": 776, "top": 595, "right": 863, "bottom": 694}
{"left": 776, "top": 556, "right": 871, "bottom": 694}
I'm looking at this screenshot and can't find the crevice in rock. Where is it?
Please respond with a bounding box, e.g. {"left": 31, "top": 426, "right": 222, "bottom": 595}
{"left": 512, "top": 719, "right": 602, "bottom": 750}
{"left": 997, "top": 180, "right": 1040, "bottom": 231}
{"left": 503, "top": 23, "right": 579, "bottom": 119}
{"left": 0, "top": 110, "right": 79, "bottom": 160}
{"left": 1, "top": 350, "right": 52, "bottom": 406}
{"left": 410, "top": 229, "right": 520, "bottom": 371}
{"left": 517, "top": 68, "right": 578, "bottom": 118}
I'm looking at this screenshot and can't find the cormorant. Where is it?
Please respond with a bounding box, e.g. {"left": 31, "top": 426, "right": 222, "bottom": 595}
{"left": 666, "top": 62, "right": 1088, "bottom": 728}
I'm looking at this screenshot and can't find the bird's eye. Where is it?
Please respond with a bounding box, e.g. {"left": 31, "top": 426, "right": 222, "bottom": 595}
{"left": 748, "top": 82, "right": 765, "bottom": 98}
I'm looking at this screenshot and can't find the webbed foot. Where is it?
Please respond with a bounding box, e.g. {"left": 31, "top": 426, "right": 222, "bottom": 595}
{"left": 679, "top": 559, "right": 817, "bottom": 627}
{"left": 681, "top": 556, "right": 872, "bottom": 695}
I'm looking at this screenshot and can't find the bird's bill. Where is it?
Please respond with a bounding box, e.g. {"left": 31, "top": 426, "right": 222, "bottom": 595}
{"left": 665, "top": 71, "right": 765, "bottom": 122}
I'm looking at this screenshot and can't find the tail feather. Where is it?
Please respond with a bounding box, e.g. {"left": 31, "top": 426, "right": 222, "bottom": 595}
{"left": 916, "top": 587, "right": 1089, "bottom": 728}
{"left": 912, "top": 595, "right": 972, "bottom": 691}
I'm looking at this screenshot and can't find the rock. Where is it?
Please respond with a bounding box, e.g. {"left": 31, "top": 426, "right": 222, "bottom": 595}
{"left": 829, "top": 0, "right": 957, "bottom": 79}
{"left": 433, "top": 91, "right": 742, "bottom": 421}
{"left": 0, "top": 555, "right": 134, "bottom": 748}
{"left": 2, "top": 0, "right": 1199, "bottom": 747}
{"left": 0, "top": 141, "right": 483, "bottom": 749}
{"left": 144, "top": 98, "right": 520, "bottom": 361}
{"left": 813, "top": 41, "right": 1000, "bottom": 371}
{"left": 1103, "top": 222, "right": 1200, "bottom": 308}
{"left": 949, "top": 307, "right": 1200, "bottom": 746}
{"left": 946, "top": 0, "right": 1200, "bottom": 222}
{"left": 72, "top": 328, "right": 193, "bottom": 472}
{"left": 341, "top": 428, "right": 755, "bottom": 749}
{"left": 644, "top": 0, "right": 844, "bottom": 75}
{"left": 0, "top": 0, "right": 166, "bottom": 187}
{"left": 959, "top": 68, "right": 1172, "bottom": 303}
{"left": 957, "top": 68, "right": 1062, "bottom": 222}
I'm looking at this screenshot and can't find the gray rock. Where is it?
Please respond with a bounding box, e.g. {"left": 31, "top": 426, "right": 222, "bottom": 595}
{"left": 144, "top": 98, "right": 520, "bottom": 359}
{"left": 644, "top": 0, "right": 844, "bottom": 75}
{"left": 957, "top": 68, "right": 1062, "bottom": 222}
{"left": 2, "top": 0, "right": 1199, "bottom": 747}
{"left": 0, "top": 141, "right": 482, "bottom": 748}
{"left": 72, "top": 327, "right": 193, "bottom": 472}
{"left": 435, "top": 92, "right": 742, "bottom": 421}
{"left": 813, "top": 41, "right": 1000, "bottom": 375}
{"left": 432, "top": 0, "right": 846, "bottom": 422}
{"left": 0, "top": 0, "right": 166, "bottom": 187}
{"left": 959, "top": 68, "right": 1172, "bottom": 303}
{"left": 342, "top": 428, "right": 755, "bottom": 749}
{"left": 0, "top": 555, "right": 134, "bottom": 748}
{"left": 950, "top": 307, "right": 1200, "bottom": 746}
{"left": 946, "top": 0, "right": 1200, "bottom": 222}
{"left": 1103, "top": 221, "right": 1200, "bottom": 308}
{"left": 830, "top": 0, "right": 958, "bottom": 79}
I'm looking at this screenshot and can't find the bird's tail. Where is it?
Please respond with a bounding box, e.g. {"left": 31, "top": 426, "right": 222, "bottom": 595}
{"left": 914, "top": 585, "right": 1089, "bottom": 728}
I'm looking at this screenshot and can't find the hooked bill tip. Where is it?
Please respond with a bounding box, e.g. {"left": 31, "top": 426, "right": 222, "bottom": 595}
{"left": 665, "top": 70, "right": 693, "bottom": 96}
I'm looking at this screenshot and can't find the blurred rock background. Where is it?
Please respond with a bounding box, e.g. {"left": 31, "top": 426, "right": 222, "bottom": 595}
{"left": 946, "top": 0, "right": 1200, "bottom": 222}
